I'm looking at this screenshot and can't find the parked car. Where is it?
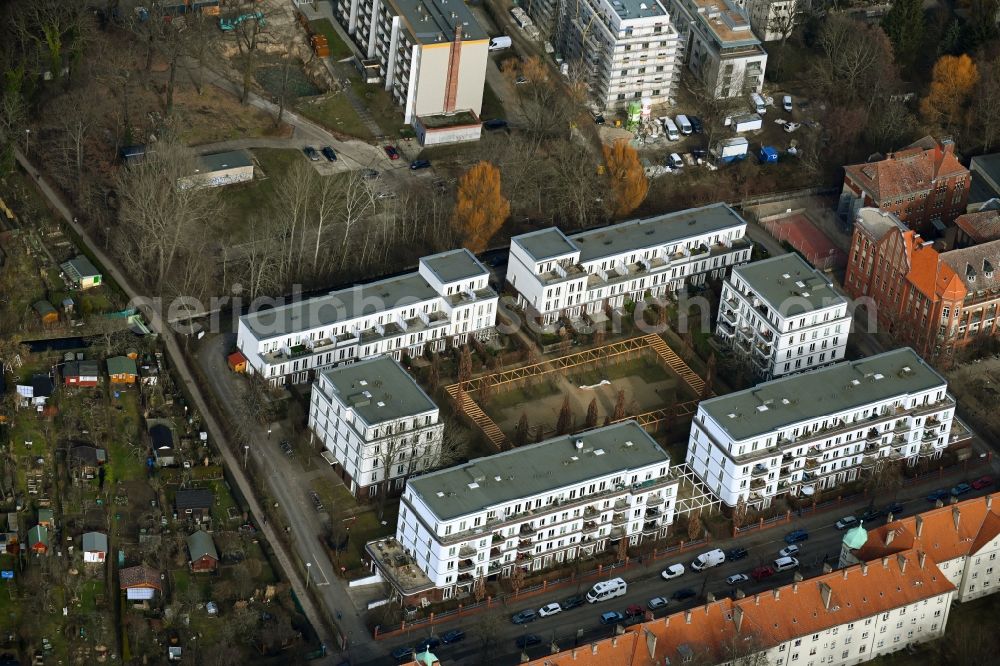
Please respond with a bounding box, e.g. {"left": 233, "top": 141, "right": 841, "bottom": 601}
{"left": 668, "top": 153, "right": 684, "bottom": 169}
{"left": 784, "top": 529, "right": 809, "bottom": 544}
{"left": 362, "top": 168, "right": 381, "bottom": 180}
{"left": 600, "top": 611, "right": 625, "bottom": 625}
{"left": 885, "top": 502, "right": 904, "bottom": 515}
{"left": 671, "top": 588, "right": 697, "bottom": 601}
{"left": 689, "top": 116, "right": 704, "bottom": 133}
{"left": 511, "top": 610, "right": 537, "bottom": 624}
{"left": 515, "top": 634, "right": 541, "bottom": 649}
{"left": 860, "top": 508, "right": 884, "bottom": 522}
{"left": 562, "top": 595, "right": 585, "bottom": 610}
{"left": 416, "top": 637, "right": 441, "bottom": 652}
{"left": 726, "top": 573, "right": 750, "bottom": 586}
{"left": 778, "top": 544, "right": 800, "bottom": 558}
{"left": 441, "top": 629, "right": 465, "bottom": 644}
{"left": 321, "top": 146, "right": 337, "bottom": 162}
{"left": 410, "top": 159, "right": 431, "bottom": 170}
{"left": 538, "top": 603, "right": 562, "bottom": 618}
{"left": 392, "top": 646, "right": 414, "bottom": 661}
{"left": 661, "top": 563, "right": 685, "bottom": 580}
{"left": 751, "top": 566, "right": 775, "bottom": 581}
{"left": 774, "top": 556, "right": 799, "bottom": 572}
{"left": 973, "top": 475, "right": 994, "bottom": 489}
{"left": 303, "top": 146, "right": 321, "bottom": 161}
{"left": 725, "top": 547, "right": 749, "bottom": 561}
{"left": 483, "top": 118, "right": 509, "bottom": 131}
{"left": 926, "top": 488, "right": 950, "bottom": 502}
{"left": 783, "top": 95, "right": 793, "bottom": 112}
{"left": 647, "top": 597, "right": 669, "bottom": 610}
{"left": 783, "top": 121, "right": 802, "bottom": 133}
{"left": 309, "top": 491, "right": 324, "bottom": 511}
{"left": 625, "top": 604, "right": 644, "bottom": 617}
{"left": 951, "top": 483, "right": 972, "bottom": 497}
{"left": 835, "top": 516, "right": 859, "bottom": 530}
{"left": 384, "top": 145, "right": 400, "bottom": 160}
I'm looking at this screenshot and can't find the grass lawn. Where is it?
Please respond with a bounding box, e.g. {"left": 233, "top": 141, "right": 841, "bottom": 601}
{"left": 567, "top": 357, "right": 673, "bottom": 388}
{"left": 349, "top": 77, "right": 406, "bottom": 137}
{"left": 309, "top": 19, "right": 354, "bottom": 60}
{"left": 481, "top": 81, "right": 505, "bottom": 120}
{"left": 80, "top": 579, "right": 105, "bottom": 613}
{"left": 339, "top": 505, "right": 397, "bottom": 572}
{"left": 176, "top": 84, "right": 288, "bottom": 146}
{"left": 206, "top": 478, "right": 239, "bottom": 524}
{"left": 215, "top": 148, "right": 301, "bottom": 238}
{"left": 483, "top": 380, "right": 561, "bottom": 413}
{"left": 295, "top": 93, "right": 373, "bottom": 140}
{"left": 104, "top": 389, "right": 146, "bottom": 483}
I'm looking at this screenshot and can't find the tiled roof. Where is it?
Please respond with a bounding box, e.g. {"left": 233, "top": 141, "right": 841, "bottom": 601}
{"left": 954, "top": 208, "right": 1000, "bottom": 244}
{"left": 845, "top": 137, "right": 967, "bottom": 202}
{"left": 175, "top": 488, "right": 213, "bottom": 510}
{"left": 852, "top": 493, "right": 1000, "bottom": 563}
{"left": 940, "top": 239, "right": 1000, "bottom": 291}
{"left": 119, "top": 565, "right": 162, "bottom": 590}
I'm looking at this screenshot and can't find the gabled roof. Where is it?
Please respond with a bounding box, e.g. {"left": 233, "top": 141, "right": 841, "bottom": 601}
{"left": 69, "top": 444, "right": 107, "bottom": 466}
{"left": 28, "top": 524, "right": 49, "bottom": 548}
{"left": 845, "top": 137, "right": 967, "bottom": 202}
{"left": 149, "top": 424, "right": 174, "bottom": 450}
{"left": 940, "top": 239, "right": 1000, "bottom": 291}
{"left": 106, "top": 356, "right": 137, "bottom": 376}
{"left": 186, "top": 530, "right": 218, "bottom": 562}
{"left": 954, "top": 208, "right": 1000, "bottom": 244}
{"left": 31, "top": 375, "right": 54, "bottom": 398}
{"left": 33, "top": 300, "right": 56, "bottom": 317}
{"left": 64, "top": 360, "right": 99, "bottom": 378}
{"left": 175, "top": 488, "right": 213, "bottom": 511}
{"left": 83, "top": 532, "right": 108, "bottom": 553}
{"left": 119, "top": 564, "right": 162, "bottom": 590}
{"left": 60, "top": 254, "right": 101, "bottom": 281}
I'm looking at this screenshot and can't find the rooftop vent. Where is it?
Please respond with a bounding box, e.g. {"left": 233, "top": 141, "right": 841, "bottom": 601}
{"left": 494, "top": 476, "right": 502, "bottom": 482}
{"left": 782, "top": 273, "right": 791, "bottom": 279}
{"left": 795, "top": 281, "right": 805, "bottom": 288}
{"left": 874, "top": 373, "right": 885, "bottom": 380}
{"left": 376, "top": 401, "right": 385, "bottom": 408}
{"left": 436, "top": 491, "right": 445, "bottom": 497}
{"left": 359, "top": 379, "right": 368, "bottom": 386}
{"left": 468, "top": 482, "right": 480, "bottom": 489}
{"left": 625, "top": 441, "right": 634, "bottom": 447}
{"left": 575, "top": 439, "right": 584, "bottom": 450}
{"left": 728, "top": 413, "right": 737, "bottom": 419}
{"left": 571, "top": 456, "right": 579, "bottom": 461}
{"left": 756, "top": 405, "right": 769, "bottom": 412}
{"left": 851, "top": 379, "right": 861, "bottom": 386}
{"left": 594, "top": 449, "right": 606, "bottom": 456}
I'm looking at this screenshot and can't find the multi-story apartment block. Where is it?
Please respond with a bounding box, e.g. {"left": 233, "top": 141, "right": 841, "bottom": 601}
{"left": 670, "top": 0, "right": 767, "bottom": 99}
{"left": 236, "top": 249, "right": 497, "bottom": 386}
{"left": 686, "top": 348, "right": 959, "bottom": 508}
{"left": 527, "top": 0, "right": 682, "bottom": 109}
{"left": 842, "top": 493, "right": 1000, "bottom": 604}
{"left": 845, "top": 207, "right": 1000, "bottom": 362}
{"left": 333, "top": 0, "right": 489, "bottom": 123}
{"left": 523, "top": 548, "right": 954, "bottom": 666}
{"left": 740, "top": 0, "right": 797, "bottom": 42}
{"left": 839, "top": 137, "right": 970, "bottom": 235}
{"left": 368, "top": 421, "right": 679, "bottom": 601}
{"left": 717, "top": 253, "right": 851, "bottom": 379}
{"left": 506, "top": 203, "right": 752, "bottom": 325}
{"left": 308, "top": 357, "right": 442, "bottom": 498}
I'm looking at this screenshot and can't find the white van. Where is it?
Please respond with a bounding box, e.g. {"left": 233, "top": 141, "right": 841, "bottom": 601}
{"left": 782, "top": 95, "right": 793, "bottom": 112}
{"left": 774, "top": 556, "right": 800, "bottom": 572}
{"left": 691, "top": 548, "right": 726, "bottom": 571}
{"left": 489, "top": 36, "right": 512, "bottom": 51}
{"left": 675, "top": 114, "right": 692, "bottom": 135}
{"left": 750, "top": 92, "right": 767, "bottom": 114}
{"left": 662, "top": 116, "right": 680, "bottom": 141}
{"left": 586, "top": 577, "right": 627, "bottom": 603}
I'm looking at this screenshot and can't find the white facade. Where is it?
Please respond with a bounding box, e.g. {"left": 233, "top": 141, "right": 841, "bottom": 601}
{"left": 717, "top": 254, "right": 851, "bottom": 379}
{"left": 308, "top": 357, "right": 443, "bottom": 498}
{"left": 386, "top": 422, "right": 679, "bottom": 599}
{"left": 237, "top": 249, "right": 498, "bottom": 386}
{"left": 506, "top": 203, "right": 752, "bottom": 325}
{"left": 528, "top": 0, "right": 682, "bottom": 110}
{"left": 740, "top": 0, "right": 797, "bottom": 42}
{"left": 670, "top": 0, "right": 767, "bottom": 98}
{"left": 686, "top": 348, "right": 956, "bottom": 508}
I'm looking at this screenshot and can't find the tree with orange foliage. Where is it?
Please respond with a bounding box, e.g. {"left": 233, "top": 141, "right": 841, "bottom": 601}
{"left": 451, "top": 161, "right": 510, "bottom": 253}
{"left": 920, "top": 54, "right": 979, "bottom": 129}
{"left": 602, "top": 140, "right": 648, "bottom": 218}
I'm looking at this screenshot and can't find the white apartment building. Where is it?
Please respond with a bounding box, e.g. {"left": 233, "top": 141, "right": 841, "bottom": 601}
{"left": 527, "top": 0, "right": 682, "bottom": 109}
{"left": 842, "top": 493, "right": 1000, "bottom": 605}
{"left": 369, "top": 421, "right": 679, "bottom": 601}
{"left": 236, "top": 249, "right": 497, "bottom": 386}
{"left": 670, "top": 0, "right": 767, "bottom": 98}
{"left": 333, "top": 0, "right": 489, "bottom": 123}
{"left": 308, "top": 357, "right": 443, "bottom": 499}
{"left": 686, "top": 348, "right": 957, "bottom": 508}
{"left": 739, "top": 0, "right": 797, "bottom": 42}
{"left": 717, "top": 253, "right": 851, "bottom": 379}
{"left": 506, "top": 203, "right": 752, "bottom": 325}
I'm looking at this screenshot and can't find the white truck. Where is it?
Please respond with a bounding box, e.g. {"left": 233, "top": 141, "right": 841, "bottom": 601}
{"left": 690, "top": 548, "right": 726, "bottom": 571}
{"left": 731, "top": 113, "right": 762, "bottom": 133}
{"left": 586, "top": 577, "right": 628, "bottom": 603}
{"left": 712, "top": 137, "right": 749, "bottom": 163}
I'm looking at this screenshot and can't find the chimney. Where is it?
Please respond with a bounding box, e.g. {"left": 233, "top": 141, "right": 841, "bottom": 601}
{"left": 882, "top": 556, "right": 889, "bottom": 568}
{"left": 987, "top": 495, "right": 993, "bottom": 511}
{"left": 754, "top": 594, "right": 760, "bottom": 606}
{"left": 861, "top": 562, "right": 868, "bottom": 576}
{"left": 793, "top": 572, "right": 804, "bottom": 583}
{"left": 820, "top": 582, "right": 833, "bottom": 610}
{"left": 773, "top": 588, "right": 781, "bottom": 600}
{"left": 918, "top": 551, "right": 927, "bottom": 568}
{"left": 915, "top": 515, "right": 924, "bottom": 538}
{"left": 897, "top": 553, "right": 908, "bottom": 573}
{"left": 572, "top": 649, "right": 578, "bottom": 660}
{"left": 591, "top": 643, "right": 598, "bottom": 656}
{"left": 793, "top": 581, "right": 799, "bottom": 593}
{"left": 612, "top": 636, "right": 619, "bottom": 648}
{"left": 706, "top": 592, "right": 716, "bottom": 603}
{"left": 735, "top": 589, "right": 746, "bottom": 599}
{"left": 953, "top": 506, "right": 962, "bottom": 532}
{"left": 644, "top": 628, "right": 658, "bottom": 660}
{"left": 734, "top": 606, "right": 745, "bottom": 633}
{"left": 885, "top": 529, "right": 895, "bottom": 546}
{"left": 685, "top": 610, "right": 692, "bottom": 624}
{"left": 822, "top": 563, "right": 832, "bottom": 574}
{"left": 842, "top": 568, "right": 849, "bottom": 580}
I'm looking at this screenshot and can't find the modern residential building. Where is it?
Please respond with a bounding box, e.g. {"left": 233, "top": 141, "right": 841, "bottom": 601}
{"left": 669, "top": 0, "right": 767, "bottom": 99}
{"left": 968, "top": 152, "right": 1000, "bottom": 210}
{"left": 839, "top": 137, "right": 970, "bottom": 235}
{"left": 521, "top": 548, "right": 955, "bottom": 666}
{"left": 740, "top": 0, "right": 797, "bottom": 42}
{"left": 845, "top": 207, "right": 1000, "bottom": 362}
{"left": 527, "top": 0, "right": 682, "bottom": 109}
{"left": 842, "top": 493, "right": 1000, "bottom": 604}
{"left": 716, "top": 253, "right": 851, "bottom": 379}
{"left": 308, "top": 357, "right": 443, "bottom": 498}
{"left": 506, "top": 203, "right": 752, "bottom": 325}
{"left": 237, "top": 249, "right": 497, "bottom": 385}
{"left": 685, "top": 348, "right": 962, "bottom": 508}
{"left": 368, "top": 421, "right": 679, "bottom": 602}
{"left": 333, "top": 0, "right": 489, "bottom": 124}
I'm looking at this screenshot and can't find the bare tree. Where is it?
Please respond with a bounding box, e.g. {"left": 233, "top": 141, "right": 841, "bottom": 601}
{"left": 222, "top": 0, "right": 268, "bottom": 104}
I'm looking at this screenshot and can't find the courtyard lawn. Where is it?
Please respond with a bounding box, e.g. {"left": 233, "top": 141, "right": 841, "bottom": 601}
{"left": 215, "top": 148, "right": 302, "bottom": 239}
{"left": 308, "top": 19, "right": 354, "bottom": 59}
{"left": 295, "top": 93, "right": 373, "bottom": 140}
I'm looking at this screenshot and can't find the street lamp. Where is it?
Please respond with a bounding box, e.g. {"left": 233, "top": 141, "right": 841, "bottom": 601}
{"left": 24, "top": 129, "right": 30, "bottom": 154}
{"left": 306, "top": 562, "right": 312, "bottom": 588}
{"left": 267, "top": 424, "right": 272, "bottom": 440}
{"left": 243, "top": 444, "right": 250, "bottom": 469}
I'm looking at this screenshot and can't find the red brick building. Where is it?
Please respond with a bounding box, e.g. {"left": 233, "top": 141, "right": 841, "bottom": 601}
{"left": 839, "top": 137, "right": 970, "bottom": 236}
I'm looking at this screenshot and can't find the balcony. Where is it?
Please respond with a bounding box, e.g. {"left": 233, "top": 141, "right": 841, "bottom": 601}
{"left": 751, "top": 463, "right": 769, "bottom": 476}
{"left": 922, "top": 431, "right": 938, "bottom": 442}
{"left": 865, "top": 429, "right": 881, "bottom": 443}
{"left": 612, "top": 512, "right": 628, "bottom": 526}
{"left": 520, "top": 523, "right": 538, "bottom": 536}
{"left": 517, "top": 539, "right": 533, "bottom": 553}
{"left": 860, "top": 455, "right": 878, "bottom": 469}
{"left": 458, "top": 559, "right": 475, "bottom": 572}
{"left": 643, "top": 521, "right": 660, "bottom": 535}
{"left": 645, "top": 507, "right": 661, "bottom": 518}
{"left": 613, "top": 498, "right": 629, "bottom": 511}
{"left": 584, "top": 506, "right": 600, "bottom": 518}
{"left": 647, "top": 494, "right": 665, "bottom": 506}
{"left": 805, "top": 447, "right": 821, "bottom": 459}
{"left": 582, "top": 521, "right": 599, "bottom": 534}
{"left": 490, "top": 547, "right": 502, "bottom": 558}
{"left": 609, "top": 526, "right": 625, "bottom": 539}
{"left": 750, "top": 477, "right": 766, "bottom": 490}
{"left": 458, "top": 545, "right": 476, "bottom": 557}
{"left": 804, "top": 458, "right": 818, "bottom": 470}
{"left": 457, "top": 572, "right": 473, "bottom": 582}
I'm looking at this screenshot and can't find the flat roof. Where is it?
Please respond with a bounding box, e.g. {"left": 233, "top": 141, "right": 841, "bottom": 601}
{"left": 732, "top": 254, "right": 847, "bottom": 317}
{"left": 421, "top": 248, "right": 488, "bottom": 283}
{"left": 407, "top": 421, "right": 670, "bottom": 521}
{"left": 700, "top": 348, "right": 947, "bottom": 441}
{"left": 196, "top": 150, "right": 253, "bottom": 173}
{"left": 320, "top": 357, "right": 437, "bottom": 425}
{"left": 609, "top": 0, "right": 668, "bottom": 20}
{"left": 571, "top": 203, "right": 747, "bottom": 263}
{"left": 689, "top": 0, "right": 760, "bottom": 47}
{"left": 390, "top": 0, "right": 489, "bottom": 44}
{"left": 513, "top": 227, "right": 578, "bottom": 263}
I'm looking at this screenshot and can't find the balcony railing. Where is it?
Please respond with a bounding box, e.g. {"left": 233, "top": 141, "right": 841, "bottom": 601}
{"left": 612, "top": 512, "right": 628, "bottom": 526}
{"left": 520, "top": 524, "right": 538, "bottom": 536}
{"left": 582, "top": 521, "right": 599, "bottom": 534}
{"left": 751, "top": 464, "right": 769, "bottom": 476}
{"left": 458, "top": 559, "right": 475, "bottom": 572}
{"left": 517, "top": 539, "right": 533, "bottom": 552}
{"left": 750, "top": 478, "right": 766, "bottom": 490}
{"left": 459, "top": 545, "right": 476, "bottom": 557}
{"left": 643, "top": 521, "right": 660, "bottom": 535}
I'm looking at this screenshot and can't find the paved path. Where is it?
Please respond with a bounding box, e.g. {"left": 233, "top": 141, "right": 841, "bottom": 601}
{"left": 14, "top": 148, "right": 340, "bottom": 664}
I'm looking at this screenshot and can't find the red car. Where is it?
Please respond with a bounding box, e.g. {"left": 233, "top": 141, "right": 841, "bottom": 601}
{"left": 751, "top": 565, "right": 775, "bottom": 581}
{"left": 625, "top": 604, "right": 644, "bottom": 617}
{"left": 384, "top": 145, "right": 400, "bottom": 160}
{"left": 973, "top": 475, "right": 994, "bottom": 490}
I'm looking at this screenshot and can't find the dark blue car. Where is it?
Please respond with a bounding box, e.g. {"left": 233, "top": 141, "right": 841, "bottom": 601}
{"left": 784, "top": 529, "right": 809, "bottom": 544}
{"left": 441, "top": 629, "right": 465, "bottom": 644}
{"left": 926, "top": 489, "right": 950, "bottom": 502}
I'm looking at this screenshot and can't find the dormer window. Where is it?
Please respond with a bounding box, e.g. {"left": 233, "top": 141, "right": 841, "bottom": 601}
{"left": 984, "top": 259, "right": 994, "bottom": 280}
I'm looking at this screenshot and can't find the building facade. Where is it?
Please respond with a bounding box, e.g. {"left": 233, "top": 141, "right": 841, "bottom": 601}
{"left": 308, "top": 357, "right": 443, "bottom": 498}
{"left": 237, "top": 249, "right": 497, "bottom": 386}
{"left": 686, "top": 348, "right": 960, "bottom": 508}
{"left": 740, "top": 0, "right": 796, "bottom": 42}
{"left": 368, "top": 421, "right": 679, "bottom": 602}
{"left": 717, "top": 253, "right": 851, "bottom": 379}
{"left": 528, "top": 0, "right": 682, "bottom": 110}
{"left": 839, "top": 137, "right": 970, "bottom": 235}
{"left": 333, "top": 0, "right": 489, "bottom": 123}
{"left": 670, "top": 0, "right": 767, "bottom": 99}
{"left": 506, "top": 203, "right": 752, "bottom": 325}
